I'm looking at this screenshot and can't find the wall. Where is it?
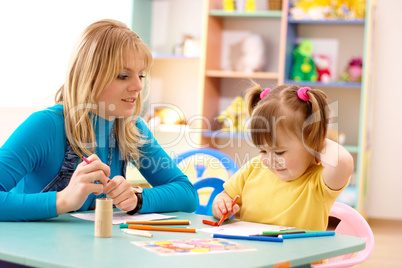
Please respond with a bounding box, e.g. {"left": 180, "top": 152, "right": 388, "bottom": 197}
{"left": 150, "top": 0, "right": 203, "bottom": 54}
{"left": 0, "top": 0, "right": 133, "bottom": 108}
{"left": 368, "top": 0, "right": 402, "bottom": 220}
{"left": 0, "top": 0, "right": 133, "bottom": 146}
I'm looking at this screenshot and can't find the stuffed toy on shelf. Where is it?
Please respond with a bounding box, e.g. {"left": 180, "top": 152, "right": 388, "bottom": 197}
{"left": 291, "top": 39, "right": 318, "bottom": 82}
{"left": 313, "top": 54, "right": 331, "bottom": 83}
{"left": 340, "top": 57, "right": 363, "bottom": 82}
{"left": 223, "top": 0, "right": 235, "bottom": 11}
{"left": 230, "top": 33, "right": 266, "bottom": 73}
{"left": 290, "top": 0, "right": 365, "bottom": 20}
{"left": 147, "top": 107, "right": 187, "bottom": 129}
{"left": 217, "top": 96, "right": 248, "bottom": 132}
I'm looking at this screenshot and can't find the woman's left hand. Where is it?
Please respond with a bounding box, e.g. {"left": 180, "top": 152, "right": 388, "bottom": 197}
{"left": 103, "top": 176, "right": 137, "bottom": 212}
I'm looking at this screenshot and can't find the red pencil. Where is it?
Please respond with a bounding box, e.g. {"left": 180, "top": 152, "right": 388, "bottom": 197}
{"left": 218, "top": 195, "right": 239, "bottom": 226}
{"left": 82, "top": 156, "right": 91, "bottom": 164}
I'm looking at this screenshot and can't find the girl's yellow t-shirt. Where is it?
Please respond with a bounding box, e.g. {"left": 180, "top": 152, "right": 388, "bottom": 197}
{"left": 224, "top": 156, "right": 349, "bottom": 231}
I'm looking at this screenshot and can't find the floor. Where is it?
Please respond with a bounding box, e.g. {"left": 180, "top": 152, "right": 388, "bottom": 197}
{"left": 356, "top": 219, "right": 402, "bottom": 268}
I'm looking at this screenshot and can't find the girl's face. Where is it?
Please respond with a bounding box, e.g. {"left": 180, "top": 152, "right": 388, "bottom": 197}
{"left": 96, "top": 52, "right": 145, "bottom": 120}
{"left": 259, "top": 131, "right": 316, "bottom": 182}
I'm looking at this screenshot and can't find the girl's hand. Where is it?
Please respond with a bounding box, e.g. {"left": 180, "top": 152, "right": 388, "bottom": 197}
{"left": 56, "top": 154, "right": 110, "bottom": 215}
{"left": 212, "top": 191, "right": 240, "bottom": 220}
{"left": 103, "top": 176, "right": 137, "bottom": 212}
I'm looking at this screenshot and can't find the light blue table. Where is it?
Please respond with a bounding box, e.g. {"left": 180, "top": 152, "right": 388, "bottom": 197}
{"left": 0, "top": 211, "right": 365, "bottom": 268}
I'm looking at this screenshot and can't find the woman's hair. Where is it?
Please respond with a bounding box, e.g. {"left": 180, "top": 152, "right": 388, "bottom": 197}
{"left": 54, "top": 19, "right": 153, "bottom": 164}
{"left": 244, "top": 81, "right": 329, "bottom": 156}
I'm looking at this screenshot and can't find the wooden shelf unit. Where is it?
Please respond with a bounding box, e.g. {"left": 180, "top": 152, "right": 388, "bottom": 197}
{"left": 199, "top": 0, "right": 376, "bottom": 213}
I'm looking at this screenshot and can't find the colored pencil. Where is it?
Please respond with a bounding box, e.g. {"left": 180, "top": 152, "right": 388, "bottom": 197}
{"left": 251, "top": 231, "right": 307, "bottom": 237}
{"left": 121, "top": 229, "right": 153, "bottom": 238}
{"left": 218, "top": 195, "right": 240, "bottom": 226}
{"left": 213, "top": 233, "right": 283, "bottom": 242}
{"left": 279, "top": 231, "right": 336, "bottom": 239}
{"left": 125, "top": 224, "right": 197, "bottom": 233}
{"left": 82, "top": 156, "right": 91, "bottom": 164}
{"left": 262, "top": 230, "right": 306, "bottom": 235}
{"left": 202, "top": 219, "right": 218, "bottom": 226}
{"left": 125, "top": 220, "right": 190, "bottom": 225}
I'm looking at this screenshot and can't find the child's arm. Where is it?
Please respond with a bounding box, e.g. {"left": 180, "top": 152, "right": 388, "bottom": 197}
{"left": 212, "top": 191, "right": 241, "bottom": 220}
{"left": 320, "top": 138, "right": 354, "bottom": 190}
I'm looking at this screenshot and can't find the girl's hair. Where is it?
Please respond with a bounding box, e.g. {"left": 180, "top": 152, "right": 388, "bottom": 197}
{"left": 54, "top": 19, "right": 153, "bottom": 165}
{"left": 245, "top": 81, "right": 329, "bottom": 156}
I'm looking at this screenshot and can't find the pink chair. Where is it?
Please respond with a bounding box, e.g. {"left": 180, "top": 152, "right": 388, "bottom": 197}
{"left": 312, "top": 202, "right": 375, "bottom": 268}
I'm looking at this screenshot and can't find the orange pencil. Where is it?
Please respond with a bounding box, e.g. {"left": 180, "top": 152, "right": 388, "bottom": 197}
{"left": 218, "top": 195, "right": 239, "bottom": 226}
{"left": 202, "top": 219, "right": 218, "bottom": 226}
{"left": 127, "top": 224, "right": 197, "bottom": 233}
{"left": 125, "top": 220, "right": 190, "bottom": 225}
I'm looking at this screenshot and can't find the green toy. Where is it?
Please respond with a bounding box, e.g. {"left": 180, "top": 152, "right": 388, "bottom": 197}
{"left": 291, "top": 39, "right": 318, "bottom": 82}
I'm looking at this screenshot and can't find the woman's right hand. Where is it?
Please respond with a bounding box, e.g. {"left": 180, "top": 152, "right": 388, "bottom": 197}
{"left": 56, "top": 154, "right": 110, "bottom": 215}
{"left": 212, "top": 191, "right": 240, "bottom": 220}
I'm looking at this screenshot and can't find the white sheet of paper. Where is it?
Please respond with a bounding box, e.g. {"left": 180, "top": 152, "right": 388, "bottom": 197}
{"left": 198, "top": 221, "right": 294, "bottom": 236}
{"left": 71, "top": 211, "right": 175, "bottom": 225}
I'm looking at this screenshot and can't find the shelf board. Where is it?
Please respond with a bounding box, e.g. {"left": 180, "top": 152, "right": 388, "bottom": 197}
{"left": 284, "top": 80, "right": 361, "bottom": 88}
{"left": 288, "top": 18, "right": 365, "bottom": 24}
{"left": 152, "top": 53, "right": 199, "bottom": 60}
{"left": 344, "top": 145, "right": 359, "bottom": 154}
{"left": 202, "top": 131, "right": 249, "bottom": 139}
{"left": 206, "top": 70, "right": 279, "bottom": 79}
{"left": 210, "top": 10, "right": 282, "bottom": 18}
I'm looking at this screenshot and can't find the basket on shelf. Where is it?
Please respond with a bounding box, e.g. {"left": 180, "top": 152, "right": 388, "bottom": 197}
{"left": 268, "top": 0, "right": 282, "bottom": 10}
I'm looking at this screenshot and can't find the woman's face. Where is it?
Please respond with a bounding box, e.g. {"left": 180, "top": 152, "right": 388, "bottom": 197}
{"left": 96, "top": 51, "right": 145, "bottom": 120}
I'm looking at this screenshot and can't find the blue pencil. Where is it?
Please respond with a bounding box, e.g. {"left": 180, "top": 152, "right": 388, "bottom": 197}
{"left": 279, "top": 231, "right": 336, "bottom": 239}
{"left": 212, "top": 233, "right": 283, "bottom": 242}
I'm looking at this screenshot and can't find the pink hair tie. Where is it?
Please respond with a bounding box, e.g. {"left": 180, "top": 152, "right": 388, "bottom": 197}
{"left": 260, "top": 88, "right": 271, "bottom": 99}
{"left": 297, "top": 87, "right": 311, "bottom": 101}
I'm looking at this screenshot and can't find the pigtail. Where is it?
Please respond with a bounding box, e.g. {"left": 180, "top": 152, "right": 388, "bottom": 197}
{"left": 302, "top": 89, "right": 329, "bottom": 153}
{"left": 244, "top": 80, "right": 264, "bottom": 117}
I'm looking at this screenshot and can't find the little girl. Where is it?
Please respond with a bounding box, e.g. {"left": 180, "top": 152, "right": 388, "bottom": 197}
{"left": 212, "top": 82, "right": 354, "bottom": 231}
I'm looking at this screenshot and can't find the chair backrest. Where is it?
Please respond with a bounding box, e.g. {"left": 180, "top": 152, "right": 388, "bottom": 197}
{"left": 193, "top": 177, "right": 225, "bottom": 216}
{"left": 312, "top": 202, "right": 375, "bottom": 268}
{"left": 174, "top": 148, "right": 239, "bottom": 182}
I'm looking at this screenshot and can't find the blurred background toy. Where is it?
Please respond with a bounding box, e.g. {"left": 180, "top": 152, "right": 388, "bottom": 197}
{"left": 231, "top": 33, "right": 266, "bottom": 73}
{"left": 340, "top": 57, "right": 363, "bottom": 82}
{"left": 218, "top": 96, "right": 248, "bottom": 132}
{"left": 290, "top": 0, "right": 365, "bottom": 20}
{"left": 223, "top": 0, "right": 235, "bottom": 11}
{"left": 174, "top": 35, "right": 201, "bottom": 57}
{"left": 148, "top": 107, "right": 187, "bottom": 128}
{"left": 245, "top": 0, "right": 256, "bottom": 11}
{"left": 268, "top": 0, "right": 283, "bottom": 11}
{"left": 313, "top": 54, "right": 331, "bottom": 83}
{"left": 291, "top": 39, "right": 318, "bottom": 81}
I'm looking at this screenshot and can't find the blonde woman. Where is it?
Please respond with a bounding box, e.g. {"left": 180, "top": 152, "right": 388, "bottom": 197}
{"left": 0, "top": 19, "right": 198, "bottom": 221}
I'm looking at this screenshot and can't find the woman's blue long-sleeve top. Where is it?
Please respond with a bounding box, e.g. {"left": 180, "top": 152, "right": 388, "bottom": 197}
{"left": 0, "top": 105, "right": 198, "bottom": 221}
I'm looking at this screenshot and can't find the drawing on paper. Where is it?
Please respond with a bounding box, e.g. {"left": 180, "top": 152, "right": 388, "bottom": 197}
{"left": 131, "top": 238, "right": 255, "bottom": 256}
